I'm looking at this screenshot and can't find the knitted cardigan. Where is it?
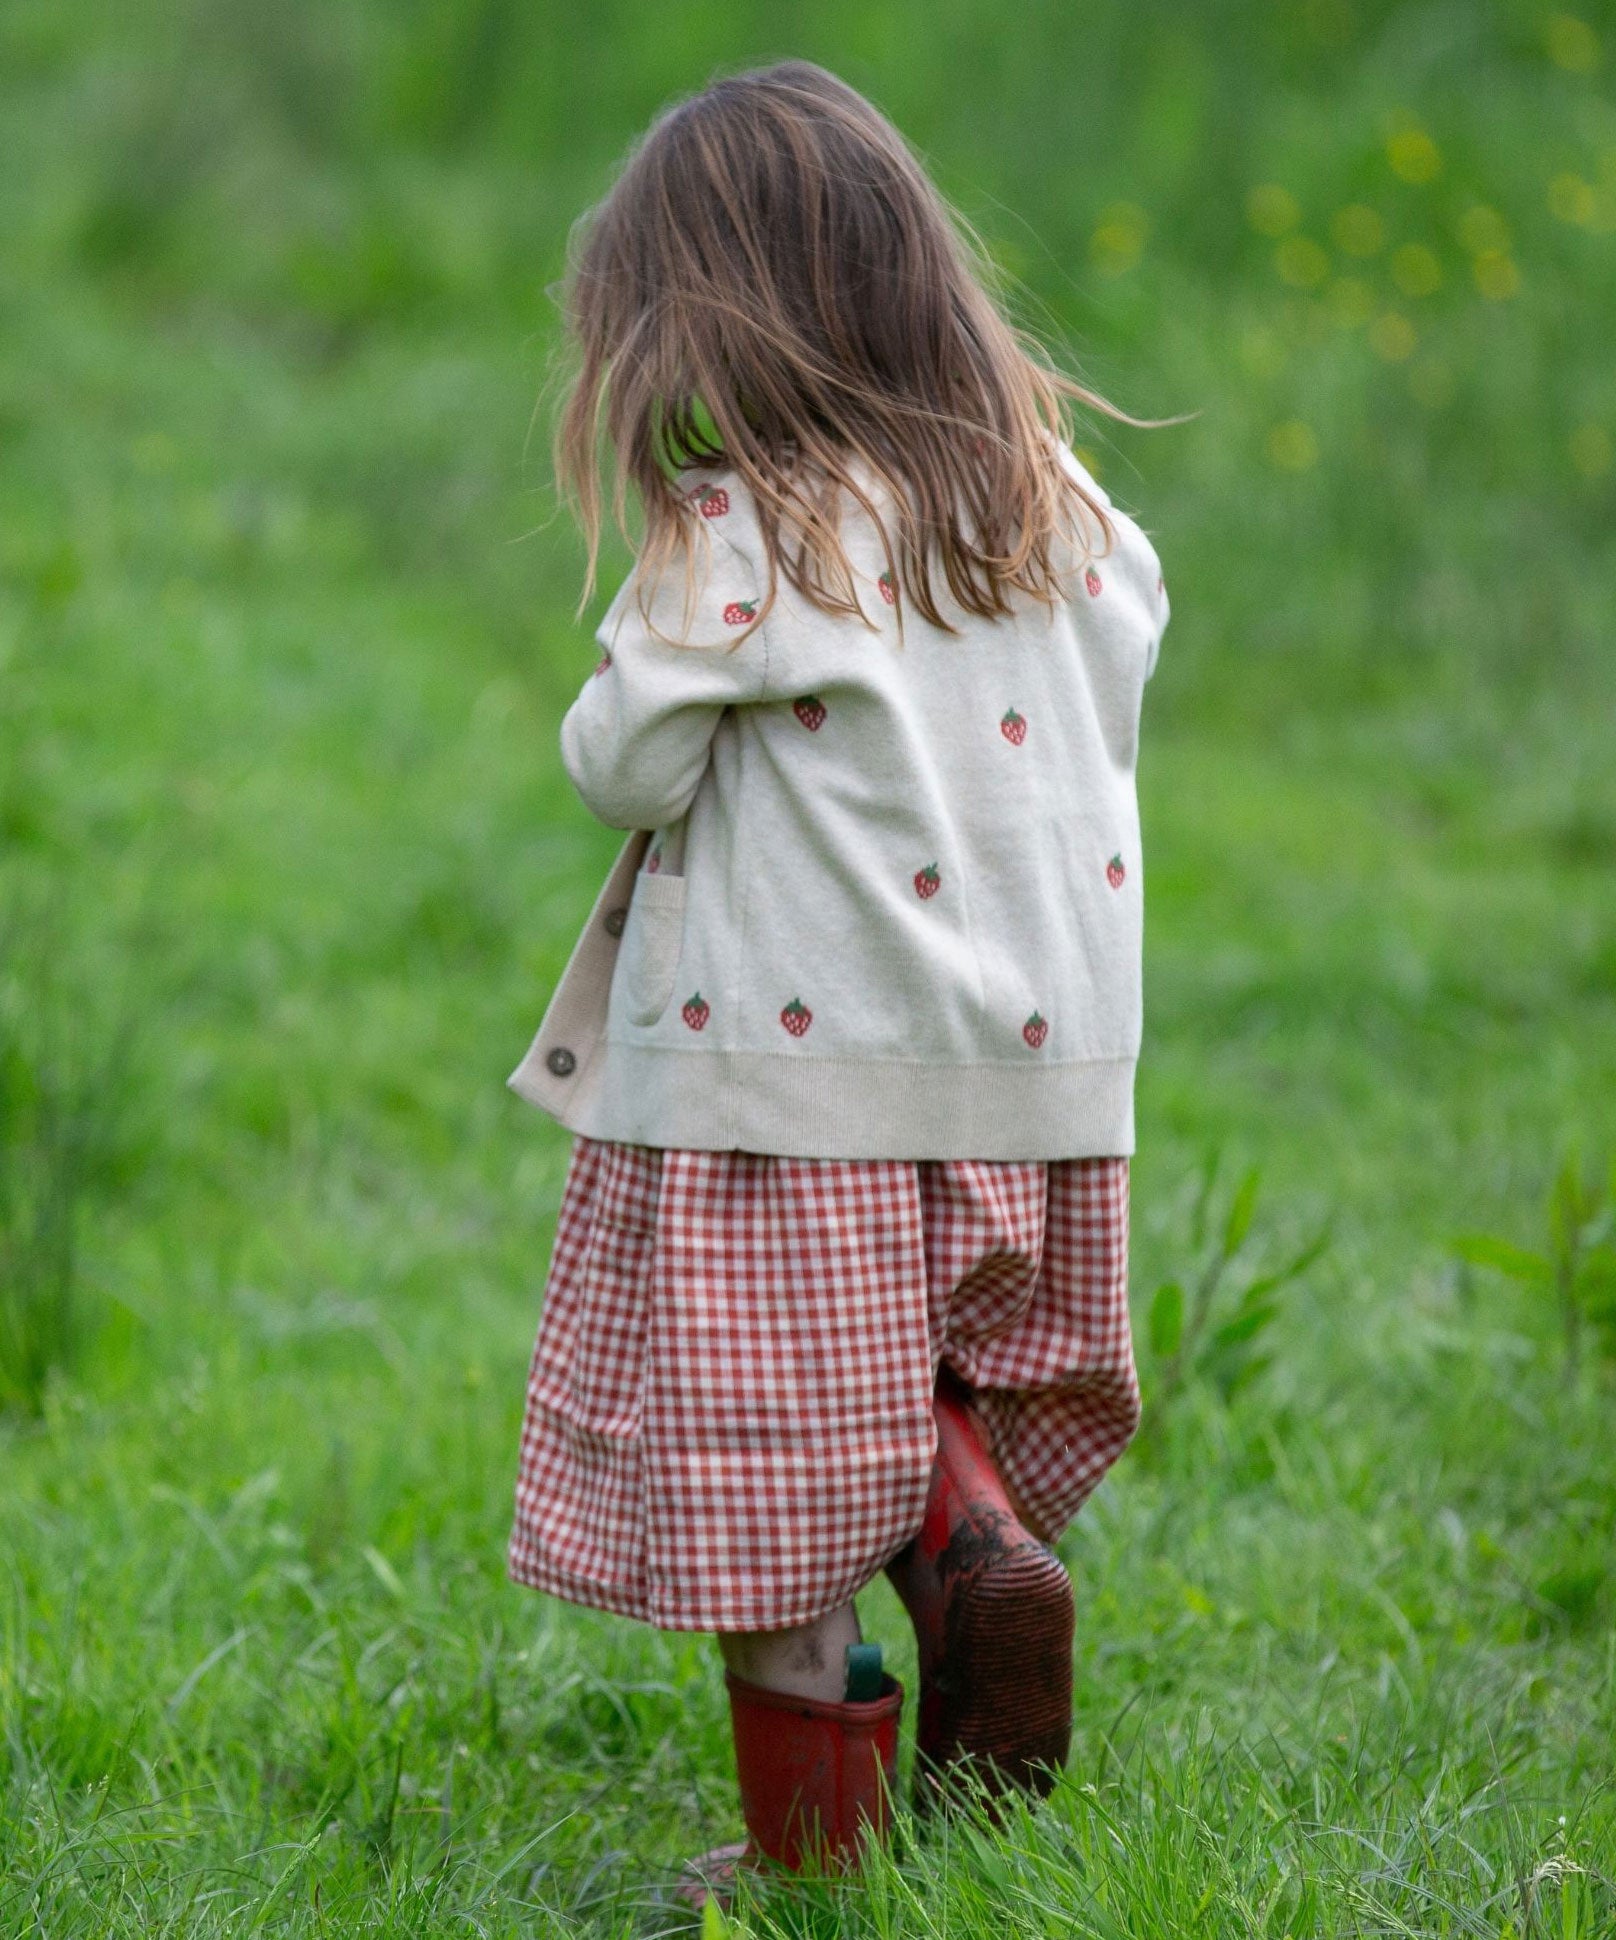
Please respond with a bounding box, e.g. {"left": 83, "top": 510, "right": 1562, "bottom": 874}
{"left": 509, "top": 446, "right": 1168, "bottom": 1159}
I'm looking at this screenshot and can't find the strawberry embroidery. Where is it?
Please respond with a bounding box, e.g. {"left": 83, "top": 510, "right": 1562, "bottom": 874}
{"left": 682, "top": 991, "right": 710, "bottom": 1031}
{"left": 780, "top": 996, "right": 813, "bottom": 1037}
{"left": 591, "top": 648, "right": 612, "bottom": 678}
{"left": 1022, "top": 1010, "right": 1049, "bottom": 1049}
{"left": 1000, "top": 707, "right": 1027, "bottom": 746}
{"left": 723, "top": 599, "right": 758, "bottom": 626}
{"left": 647, "top": 846, "right": 662, "bottom": 874}
{"left": 878, "top": 570, "right": 897, "bottom": 606}
{"left": 1106, "top": 854, "right": 1125, "bottom": 890}
{"left": 689, "top": 484, "right": 730, "bottom": 518}
{"left": 1084, "top": 565, "right": 1103, "bottom": 598}
{"left": 914, "top": 862, "right": 941, "bottom": 899}
{"left": 793, "top": 694, "right": 827, "bottom": 731}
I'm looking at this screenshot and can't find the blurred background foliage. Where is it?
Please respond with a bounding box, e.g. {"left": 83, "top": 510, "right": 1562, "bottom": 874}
{"left": 2, "top": 2, "right": 1615, "bottom": 1929}
{"left": 4, "top": 0, "right": 1613, "bottom": 688}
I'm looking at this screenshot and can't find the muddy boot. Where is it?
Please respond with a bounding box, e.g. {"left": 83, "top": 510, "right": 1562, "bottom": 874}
{"left": 677, "top": 1653, "right": 903, "bottom": 1912}
{"left": 885, "top": 1366, "right": 1075, "bottom": 1809}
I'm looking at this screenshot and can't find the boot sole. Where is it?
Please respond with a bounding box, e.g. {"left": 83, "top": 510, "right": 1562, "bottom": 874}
{"left": 916, "top": 1541, "right": 1075, "bottom": 1805}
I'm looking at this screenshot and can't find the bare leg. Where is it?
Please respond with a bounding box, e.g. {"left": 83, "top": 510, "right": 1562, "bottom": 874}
{"left": 718, "top": 1599, "right": 862, "bottom": 1703}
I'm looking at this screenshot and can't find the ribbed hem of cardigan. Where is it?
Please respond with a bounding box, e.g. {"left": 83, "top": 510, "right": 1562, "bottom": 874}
{"left": 528, "top": 1045, "right": 1137, "bottom": 1160}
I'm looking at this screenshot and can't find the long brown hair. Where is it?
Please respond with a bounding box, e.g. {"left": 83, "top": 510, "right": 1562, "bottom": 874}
{"left": 553, "top": 60, "right": 1133, "bottom": 637}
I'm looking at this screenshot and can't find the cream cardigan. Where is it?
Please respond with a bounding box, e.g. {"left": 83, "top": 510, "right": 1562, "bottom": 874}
{"left": 509, "top": 448, "right": 1167, "bottom": 1159}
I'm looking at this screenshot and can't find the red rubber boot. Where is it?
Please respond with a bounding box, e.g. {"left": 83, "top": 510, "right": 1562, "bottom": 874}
{"left": 677, "top": 1667, "right": 903, "bottom": 1911}
{"left": 885, "top": 1367, "right": 1075, "bottom": 1807}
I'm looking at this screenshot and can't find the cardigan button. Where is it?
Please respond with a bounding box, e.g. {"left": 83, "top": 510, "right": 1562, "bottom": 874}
{"left": 603, "top": 905, "right": 627, "bottom": 937}
{"left": 545, "top": 1046, "right": 577, "bottom": 1078}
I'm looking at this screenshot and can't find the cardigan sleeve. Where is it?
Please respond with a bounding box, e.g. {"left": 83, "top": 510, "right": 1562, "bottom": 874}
{"left": 1055, "top": 436, "right": 1168, "bottom": 680}
{"left": 1145, "top": 569, "right": 1169, "bottom": 681}
{"left": 559, "top": 522, "right": 771, "bottom": 831}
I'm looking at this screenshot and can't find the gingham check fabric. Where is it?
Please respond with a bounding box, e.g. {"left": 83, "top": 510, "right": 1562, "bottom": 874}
{"left": 508, "top": 1137, "right": 1139, "bottom": 1632}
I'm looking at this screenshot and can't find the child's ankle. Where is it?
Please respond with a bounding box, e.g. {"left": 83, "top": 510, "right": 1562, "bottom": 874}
{"left": 717, "top": 1599, "right": 862, "bottom": 1703}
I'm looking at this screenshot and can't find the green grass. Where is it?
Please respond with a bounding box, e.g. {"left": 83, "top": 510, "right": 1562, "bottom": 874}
{"left": 3, "top": 1, "right": 1616, "bottom": 1932}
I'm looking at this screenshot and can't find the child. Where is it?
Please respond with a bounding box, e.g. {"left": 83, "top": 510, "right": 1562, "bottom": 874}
{"left": 506, "top": 60, "right": 1167, "bottom": 1908}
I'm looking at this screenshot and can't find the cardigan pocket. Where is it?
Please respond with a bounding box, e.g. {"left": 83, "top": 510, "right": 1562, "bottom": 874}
{"left": 620, "top": 870, "right": 687, "bottom": 1025}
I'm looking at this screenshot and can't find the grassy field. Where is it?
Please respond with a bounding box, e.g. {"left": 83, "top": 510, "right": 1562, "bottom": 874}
{"left": 3, "top": 1, "right": 1616, "bottom": 1933}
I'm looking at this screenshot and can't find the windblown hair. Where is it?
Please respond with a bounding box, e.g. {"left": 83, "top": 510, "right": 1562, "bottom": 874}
{"left": 553, "top": 60, "right": 1134, "bottom": 636}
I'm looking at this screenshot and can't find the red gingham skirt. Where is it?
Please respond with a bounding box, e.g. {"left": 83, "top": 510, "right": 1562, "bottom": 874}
{"left": 508, "top": 1138, "right": 1139, "bottom": 1633}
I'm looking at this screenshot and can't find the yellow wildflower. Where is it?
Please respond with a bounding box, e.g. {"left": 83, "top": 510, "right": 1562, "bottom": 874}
{"left": 1472, "top": 250, "right": 1519, "bottom": 299}
{"left": 1090, "top": 202, "right": 1149, "bottom": 277}
{"left": 1387, "top": 124, "right": 1442, "bottom": 184}
{"left": 1548, "top": 174, "right": 1596, "bottom": 224}
{"left": 1247, "top": 184, "right": 1302, "bottom": 237}
{"left": 1546, "top": 14, "right": 1599, "bottom": 73}
{"left": 1267, "top": 420, "right": 1319, "bottom": 471}
{"left": 1369, "top": 312, "right": 1417, "bottom": 360}
{"left": 1331, "top": 205, "right": 1386, "bottom": 255}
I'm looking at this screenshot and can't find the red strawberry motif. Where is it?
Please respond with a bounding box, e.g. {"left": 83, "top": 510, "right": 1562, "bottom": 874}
{"left": 689, "top": 485, "right": 730, "bottom": 518}
{"left": 1156, "top": 574, "right": 1165, "bottom": 596}
{"left": 1085, "top": 565, "right": 1103, "bottom": 598}
{"left": 591, "top": 648, "right": 612, "bottom": 678}
{"left": 723, "top": 599, "right": 758, "bottom": 626}
{"left": 1000, "top": 707, "right": 1027, "bottom": 746}
{"left": 793, "top": 694, "right": 827, "bottom": 731}
{"left": 878, "top": 570, "right": 897, "bottom": 605}
{"left": 647, "top": 846, "right": 662, "bottom": 874}
{"left": 1022, "top": 1010, "right": 1048, "bottom": 1049}
{"left": 914, "top": 862, "right": 941, "bottom": 899}
{"left": 780, "top": 996, "right": 813, "bottom": 1037}
{"left": 682, "top": 991, "right": 710, "bottom": 1031}
{"left": 1106, "top": 853, "right": 1125, "bottom": 890}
